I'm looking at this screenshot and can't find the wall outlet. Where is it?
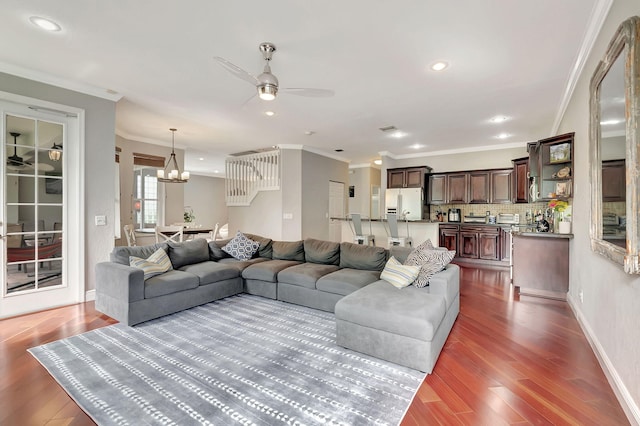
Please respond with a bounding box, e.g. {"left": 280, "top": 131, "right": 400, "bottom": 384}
{"left": 579, "top": 289, "right": 584, "bottom": 303}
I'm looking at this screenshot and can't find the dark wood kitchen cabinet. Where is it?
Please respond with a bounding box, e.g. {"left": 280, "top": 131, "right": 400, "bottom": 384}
{"left": 602, "top": 160, "right": 625, "bottom": 202}
{"left": 469, "top": 171, "right": 490, "bottom": 204}
{"left": 428, "top": 174, "right": 447, "bottom": 204}
{"left": 512, "top": 157, "right": 530, "bottom": 203}
{"left": 458, "top": 225, "right": 500, "bottom": 261}
{"left": 490, "top": 169, "right": 512, "bottom": 204}
{"left": 387, "top": 167, "right": 428, "bottom": 188}
{"left": 439, "top": 224, "right": 459, "bottom": 252}
{"left": 447, "top": 173, "right": 468, "bottom": 203}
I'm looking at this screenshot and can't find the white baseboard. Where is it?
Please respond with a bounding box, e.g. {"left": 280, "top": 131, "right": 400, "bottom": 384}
{"left": 85, "top": 289, "right": 96, "bottom": 302}
{"left": 567, "top": 294, "right": 640, "bottom": 425}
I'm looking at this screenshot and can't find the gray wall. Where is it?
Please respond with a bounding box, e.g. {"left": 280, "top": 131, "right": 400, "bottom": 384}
{"left": 281, "top": 149, "right": 303, "bottom": 240}
{"left": 228, "top": 190, "right": 282, "bottom": 239}
{"left": 184, "top": 174, "right": 227, "bottom": 229}
{"left": 0, "top": 72, "right": 116, "bottom": 292}
{"left": 301, "top": 150, "right": 349, "bottom": 241}
{"left": 557, "top": 0, "right": 640, "bottom": 420}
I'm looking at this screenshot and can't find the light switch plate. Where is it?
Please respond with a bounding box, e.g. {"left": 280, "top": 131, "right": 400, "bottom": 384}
{"left": 95, "top": 215, "right": 107, "bottom": 226}
{"left": 283, "top": 213, "right": 293, "bottom": 220}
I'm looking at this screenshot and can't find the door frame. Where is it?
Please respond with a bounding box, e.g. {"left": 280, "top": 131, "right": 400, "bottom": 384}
{"left": 0, "top": 91, "right": 85, "bottom": 319}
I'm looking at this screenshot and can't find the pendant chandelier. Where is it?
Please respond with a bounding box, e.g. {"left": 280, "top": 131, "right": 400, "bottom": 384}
{"left": 157, "top": 128, "right": 189, "bottom": 183}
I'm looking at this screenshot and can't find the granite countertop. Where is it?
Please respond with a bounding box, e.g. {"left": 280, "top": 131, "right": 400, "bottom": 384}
{"left": 511, "top": 231, "right": 574, "bottom": 239}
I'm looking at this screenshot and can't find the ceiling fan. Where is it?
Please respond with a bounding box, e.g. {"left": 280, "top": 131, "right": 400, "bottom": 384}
{"left": 6, "top": 132, "right": 54, "bottom": 172}
{"left": 214, "top": 42, "right": 334, "bottom": 102}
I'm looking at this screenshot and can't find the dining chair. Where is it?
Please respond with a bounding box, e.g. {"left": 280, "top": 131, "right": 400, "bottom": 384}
{"left": 208, "top": 223, "right": 220, "bottom": 241}
{"left": 155, "top": 225, "right": 183, "bottom": 243}
{"left": 123, "top": 224, "right": 137, "bottom": 246}
{"left": 218, "top": 223, "right": 229, "bottom": 240}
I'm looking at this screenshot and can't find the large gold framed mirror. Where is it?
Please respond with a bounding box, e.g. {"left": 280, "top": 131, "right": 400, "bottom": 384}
{"left": 590, "top": 16, "right": 640, "bottom": 273}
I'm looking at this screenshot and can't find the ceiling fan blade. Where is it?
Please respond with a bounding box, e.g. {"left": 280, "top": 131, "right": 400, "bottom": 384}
{"left": 213, "top": 57, "right": 259, "bottom": 86}
{"left": 280, "top": 88, "right": 334, "bottom": 98}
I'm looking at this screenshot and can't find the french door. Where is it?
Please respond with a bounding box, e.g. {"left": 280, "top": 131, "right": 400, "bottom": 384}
{"left": 0, "top": 100, "right": 81, "bottom": 318}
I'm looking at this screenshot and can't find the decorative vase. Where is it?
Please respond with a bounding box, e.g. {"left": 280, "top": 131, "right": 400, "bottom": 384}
{"left": 559, "top": 221, "right": 571, "bottom": 234}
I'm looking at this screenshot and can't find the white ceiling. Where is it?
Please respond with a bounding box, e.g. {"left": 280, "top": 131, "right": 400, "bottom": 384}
{"left": 0, "top": 1, "right": 603, "bottom": 176}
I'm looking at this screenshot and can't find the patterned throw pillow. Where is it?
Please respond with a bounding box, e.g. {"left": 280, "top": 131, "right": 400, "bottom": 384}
{"left": 222, "top": 231, "right": 260, "bottom": 261}
{"left": 380, "top": 256, "right": 421, "bottom": 289}
{"left": 129, "top": 248, "right": 173, "bottom": 280}
{"left": 404, "top": 240, "right": 455, "bottom": 288}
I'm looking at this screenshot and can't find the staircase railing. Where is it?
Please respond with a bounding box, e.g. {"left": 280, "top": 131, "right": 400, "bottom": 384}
{"left": 225, "top": 150, "right": 280, "bottom": 206}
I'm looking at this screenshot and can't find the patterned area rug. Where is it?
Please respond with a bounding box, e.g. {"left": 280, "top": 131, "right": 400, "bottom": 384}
{"left": 29, "top": 294, "right": 425, "bottom": 425}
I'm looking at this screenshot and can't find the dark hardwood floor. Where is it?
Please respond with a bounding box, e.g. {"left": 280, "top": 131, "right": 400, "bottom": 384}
{"left": 0, "top": 266, "right": 629, "bottom": 425}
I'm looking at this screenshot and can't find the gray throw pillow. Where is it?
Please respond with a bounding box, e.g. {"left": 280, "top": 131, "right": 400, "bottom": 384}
{"left": 304, "top": 238, "right": 340, "bottom": 265}
{"left": 272, "top": 240, "right": 305, "bottom": 261}
{"left": 209, "top": 239, "right": 232, "bottom": 260}
{"left": 339, "top": 242, "right": 387, "bottom": 271}
{"left": 244, "top": 233, "right": 273, "bottom": 258}
{"left": 167, "top": 238, "right": 209, "bottom": 269}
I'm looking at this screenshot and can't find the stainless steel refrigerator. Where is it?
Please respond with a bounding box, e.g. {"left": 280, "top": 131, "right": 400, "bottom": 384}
{"left": 385, "top": 188, "right": 423, "bottom": 220}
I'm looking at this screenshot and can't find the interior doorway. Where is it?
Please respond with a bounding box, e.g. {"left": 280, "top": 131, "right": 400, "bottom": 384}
{"left": 328, "top": 181, "right": 345, "bottom": 242}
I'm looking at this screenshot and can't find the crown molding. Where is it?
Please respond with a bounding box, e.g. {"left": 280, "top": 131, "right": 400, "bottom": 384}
{"left": 0, "top": 61, "right": 123, "bottom": 102}
{"left": 550, "top": 0, "right": 614, "bottom": 134}
{"left": 379, "top": 141, "right": 527, "bottom": 160}
{"left": 349, "top": 163, "right": 374, "bottom": 169}
{"left": 278, "top": 144, "right": 351, "bottom": 163}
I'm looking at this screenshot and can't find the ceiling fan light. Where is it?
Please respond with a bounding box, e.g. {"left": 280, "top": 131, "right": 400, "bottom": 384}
{"left": 258, "top": 84, "right": 277, "bottom": 101}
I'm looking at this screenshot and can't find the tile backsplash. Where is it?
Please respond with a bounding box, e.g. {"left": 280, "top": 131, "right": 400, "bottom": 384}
{"left": 430, "top": 202, "right": 560, "bottom": 224}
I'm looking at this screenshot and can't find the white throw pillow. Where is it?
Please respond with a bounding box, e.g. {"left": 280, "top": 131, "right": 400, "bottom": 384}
{"left": 129, "top": 248, "right": 173, "bottom": 280}
{"left": 222, "top": 231, "right": 260, "bottom": 261}
{"left": 380, "top": 256, "right": 421, "bottom": 289}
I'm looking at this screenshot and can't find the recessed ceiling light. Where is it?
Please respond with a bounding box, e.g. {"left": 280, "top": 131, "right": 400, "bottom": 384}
{"left": 374, "top": 159, "right": 382, "bottom": 165}
{"left": 390, "top": 130, "right": 407, "bottom": 139}
{"left": 29, "top": 16, "right": 61, "bottom": 31}
{"left": 198, "top": 157, "right": 204, "bottom": 161}
{"left": 430, "top": 61, "right": 449, "bottom": 71}
{"left": 214, "top": 170, "right": 220, "bottom": 173}
{"left": 601, "top": 119, "right": 623, "bottom": 125}
{"left": 496, "top": 133, "right": 511, "bottom": 139}
{"left": 265, "top": 111, "right": 275, "bottom": 116}
{"left": 411, "top": 144, "right": 424, "bottom": 149}
{"left": 490, "top": 115, "right": 509, "bottom": 123}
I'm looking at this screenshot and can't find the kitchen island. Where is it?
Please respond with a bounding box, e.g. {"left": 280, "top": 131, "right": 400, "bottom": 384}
{"left": 512, "top": 231, "right": 573, "bottom": 300}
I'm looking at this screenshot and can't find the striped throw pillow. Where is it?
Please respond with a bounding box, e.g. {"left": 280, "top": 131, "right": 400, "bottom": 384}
{"left": 404, "top": 244, "right": 455, "bottom": 288}
{"left": 380, "top": 256, "right": 421, "bottom": 289}
{"left": 129, "top": 248, "right": 173, "bottom": 280}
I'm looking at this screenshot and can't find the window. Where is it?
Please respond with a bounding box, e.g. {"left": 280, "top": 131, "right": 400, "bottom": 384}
{"left": 133, "top": 166, "right": 159, "bottom": 230}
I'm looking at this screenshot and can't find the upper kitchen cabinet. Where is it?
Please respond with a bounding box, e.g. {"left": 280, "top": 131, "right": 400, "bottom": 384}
{"left": 428, "top": 174, "right": 447, "bottom": 204}
{"left": 538, "top": 133, "right": 574, "bottom": 201}
{"left": 512, "top": 157, "right": 530, "bottom": 203}
{"left": 447, "top": 173, "right": 469, "bottom": 204}
{"left": 601, "top": 160, "right": 625, "bottom": 202}
{"left": 490, "top": 169, "right": 512, "bottom": 204}
{"left": 387, "top": 167, "right": 429, "bottom": 188}
{"left": 469, "top": 171, "right": 490, "bottom": 204}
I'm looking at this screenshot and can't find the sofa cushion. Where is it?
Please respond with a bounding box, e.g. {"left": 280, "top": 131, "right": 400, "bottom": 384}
{"left": 405, "top": 241, "right": 455, "bottom": 288}
{"left": 179, "top": 261, "right": 240, "bottom": 285}
{"left": 168, "top": 238, "right": 209, "bottom": 269}
{"left": 244, "top": 233, "right": 273, "bottom": 259}
{"left": 380, "top": 256, "right": 420, "bottom": 289}
{"left": 242, "top": 259, "right": 302, "bottom": 282}
{"left": 277, "top": 263, "right": 340, "bottom": 289}
{"left": 303, "top": 239, "right": 340, "bottom": 265}
{"left": 272, "top": 241, "right": 305, "bottom": 261}
{"left": 316, "top": 268, "right": 381, "bottom": 296}
{"left": 144, "top": 269, "right": 199, "bottom": 298}
{"left": 129, "top": 248, "right": 173, "bottom": 280}
{"left": 218, "top": 257, "right": 270, "bottom": 272}
{"left": 208, "top": 239, "right": 232, "bottom": 260}
{"left": 222, "top": 231, "right": 260, "bottom": 261}
{"left": 339, "top": 242, "right": 387, "bottom": 271}
{"left": 111, "top": 243, "right": 168, "bottom": 265}
{"left": 335, "top": 280, "right": 446, "bottom": 341}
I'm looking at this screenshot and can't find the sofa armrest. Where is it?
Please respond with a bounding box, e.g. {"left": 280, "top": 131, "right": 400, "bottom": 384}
{"left": 95, "top": 262, "right": 145, "bottom": 303}
{"left": 428, "top": 264, "right": 459, "bottom": 308}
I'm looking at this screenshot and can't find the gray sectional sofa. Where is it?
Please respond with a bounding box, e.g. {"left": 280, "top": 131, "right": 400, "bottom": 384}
{"left": 95, "top": 235, "right": 459, "bottom": 373}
